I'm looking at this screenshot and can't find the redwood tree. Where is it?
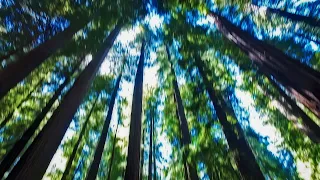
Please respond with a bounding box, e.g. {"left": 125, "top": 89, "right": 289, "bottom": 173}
{"left": 86, "top": 71, "right": 122, "bottom": 180}
{"left": 124, "top": 40, "right": 145, "bottom": 180}
{"left": 61, "top": 94, "right": 99, "bottom": 180}
{"left": 0, "top": 58, "right": 82, "bottom": 178}
{"left": 194, "top": 54, "right": 265, "bottom": 179}
{"left": 166, "top": 47, "right": 199, "bottom": 180}
{"left": 209, "top": 11, "right": 320, "bottom": 119}
{"left": 6, "top": 23, "right": 122, "bottom": 180}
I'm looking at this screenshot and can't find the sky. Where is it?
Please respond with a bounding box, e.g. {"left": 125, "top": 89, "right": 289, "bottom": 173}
{"left": 44, "top": 12, "right": 313, "bottom": 179}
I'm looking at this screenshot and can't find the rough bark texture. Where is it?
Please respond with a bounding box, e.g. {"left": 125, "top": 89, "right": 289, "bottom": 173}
{"left": 61, "top": 95, "right": 99, "bottom": 180}
{"left": 6, "top": 23, "right": 122, "bottom": 180}
{"left": 195, "top": 55, "right": 265, "bottom": 180}
{"left": 0, "top": 58, "right": 82, "bottom": 178}
{"left": 0, "top": 19, "right": 91, "bottom": 100}
{"left": 209, "top": 11, "right": 320, "bottom": 120}
{"left": 86, "top": 73, "right": 122, "bottom": 180}
{"left": 167, "top": 47, "right": 199, "bottom": 180}
{"left": 107, "top": 119, "right": 120, "bottom": 180}
{"left": 261, "top": 74, "right": 320, "bottom": 143}
{"left": 124, "top": 40, "right": 145, "bottom": 180}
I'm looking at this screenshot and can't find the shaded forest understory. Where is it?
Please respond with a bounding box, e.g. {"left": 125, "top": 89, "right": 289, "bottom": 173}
{"left": 0, "top": 0, "right": 320, "bottom": 179}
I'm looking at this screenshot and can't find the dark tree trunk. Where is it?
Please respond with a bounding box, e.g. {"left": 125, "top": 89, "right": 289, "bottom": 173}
{"left": 264, "top": 5, "right": 320, "bottom": 28}
{"left": 107, "top": 119, "right": 120, "bottom": 180}
{"left": 0, "top": 17, "right": 91, "bottom": 100}
{"left": 148, "top": 108, "right": 154, "bottom": 180}
{"left": 261, "top": 73, "right": 320, "bottom": 143}
{"left": 61, "top": 95, "right": 99, "bottom": 180}
{"left": 86, "top": 72, "right": 122, "bottom": 180}
{"left": 209, "top": 11, "right": 320, "bottom": 119}
{"left": 124, "top": 40, "right": 145, "bottom": 180}
{"left": 0, "top": 79, "right": 43, "bottom": 129}
{"left": 6, "top": 23, "right": 122, "bottom": 180}
{"left": 0, "top": 57, "right": 82, "bottom": 178}
{"left": 153, "top": 117, "right": 157, "bottom": 180}
{"left": 166, "top": 47, "right": 199, "bottom": 180}
{"left": 139, "top": 127, "right": 146, "bottom": 180}
{"left": 194, "top": 55, "right": 265, "bottom": 180}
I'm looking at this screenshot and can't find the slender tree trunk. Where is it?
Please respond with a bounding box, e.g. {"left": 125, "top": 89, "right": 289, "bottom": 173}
{"left": 0, "top": 79, "right": 43, "bottom": 129}
{"left": 0, "top": 57, "right": 82, "bottom": 178}
{"left": 260, "top": 74, "right": 320, "bottom": 143}
{"left": 86, "top": 73, "right": 122, "bottom": 180}
{"left": 194, "top": 55, "right": 265, "bottom": 179}
{"left": 0, "top": 16, "right": 93, "bottom": 100}
{"left": 153, "top": 117, "right": 156, "bottom": 180}
{"left": 6, "top": 23, "right": 122, "bottom": 180}
{"left": 140, "top": 127, "right": 146, "bottom": 180}
{"left": 124, "top": 40, "right": 145, "bottom": 180}
{"left": 265, "top": 6, "right": 320, "bottom": 28}
{"left": 148, "top": 108, "right": 154, "bottom": 180}
{"left": 295, "top": 32, "right": 320, "bottom": 46}
{"left": 61, "top": 95, "right": 99, "bottom": 180}
{"left": 107, "top": 119, "right": 120, "bottom": 180}
{"left": 166, "top": 47, "right": 199, "bottom": 180}
{"left": 209, "top": 11, "right": 320, "bottom": 119}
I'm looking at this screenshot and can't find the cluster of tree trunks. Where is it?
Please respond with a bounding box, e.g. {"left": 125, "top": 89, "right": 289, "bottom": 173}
{"left": 0, "top": 58, "right": 83, "bottom": 178}
{"left": 86, "top": 71, "right": 122, "bottom": 180}
{"left": 61, "top": 94, "right": 99, "bottom": 180}
{"left": 5, "top": 23, "right": 122, "bottom": 180}
{"left": 166, "top": 47, "right": 199, "bottom": 180}
{"left": 256, "top": 72, "right": 320, "bottom": 143}
{"left": 209, "top": 11, "right": 320, "bottom": 121}
{"left": 194, "top": 54, "right": 265, "bottom": 179}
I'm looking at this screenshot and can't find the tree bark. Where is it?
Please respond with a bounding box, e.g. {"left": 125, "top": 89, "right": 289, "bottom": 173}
{"left": 107, "top": 118, "right": 120, "bottom": 180}
{"left": 261, "top": 73, "right": 320, "bottom": 143}
{"left": 61, "top": 94, "right": 99, "bottom": 180}
{"left": 153, "top": 115, "right": 157, "bottom": 180}
{"left": 124, "top": 40, "right": 145, "bottom": 180}
{"left": 0, "top": 57, "right": 82, "bottom": 178}
{"left": 266, "top": 6, "right": 320, "bottom": 28}
{"left": 0, "top": 79, "right": 43, "bottom": 129}
{"left": 209, "top": 11, "right": 320, "bottom": 119}
{"left": 0, "top": 17, "right": 91, "bottom": 100}
{"left": 139, "top": 127, "right": 146, "bottom": 180}
{"left": 86, "top": 72, "right": 122, "bottom": 180}
{"left": 166, "top": 47, "right": 199, "bottom": 180}
{"left": 6, "top": 23, "right": 122, "bottom": 180}
{"left": 148, "top": 108, "right": 154, "bottom": 180}
{"left": 194, "top": 55, "right": 265, "bottom": 180}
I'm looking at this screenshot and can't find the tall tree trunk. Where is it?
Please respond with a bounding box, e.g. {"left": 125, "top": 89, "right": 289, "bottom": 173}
{"left": 124, "top": 40, "right": 145, "bottom": 180}
{"left": 107, "top": 118, "right": 120, "bottom": 180}
{"left": 0, "top": 57, "right": 82, "bottom": 178}
{"left": 6, "top": 23, "right": 122, "bottom": 180}
{"left": 61, "top": 94, "right": 99, "bottom": 180}
{"left": 0, "top": 79, "right": 43, "bottom": 129}
{"left": 86, "top": 72, "right": 122, "bottom": 180}
{"left": 260, "top": 73, "right": 320, "bottom": 143}
{"left": 254, "top": 4, "right": 320, "bottom": 28}
{"left": 194, "top": 55, "right": 265, "bottom": 180}
{"left": 166, "top": 47, "right": 199, "bottom": 180}
{"left": 209, "top": 11, "right": 320, "bottom": 119}
{"left": 148, "top": 108, "right": 154, "bottom": 180}
{"left": 153, "top": 117, "right": 157, "bottom": 180}
{"left": 139, "top": 127, "right": 146, "bottom": 180}
{"left": 0, "top": 16, "right": 92, "bottom": 100}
